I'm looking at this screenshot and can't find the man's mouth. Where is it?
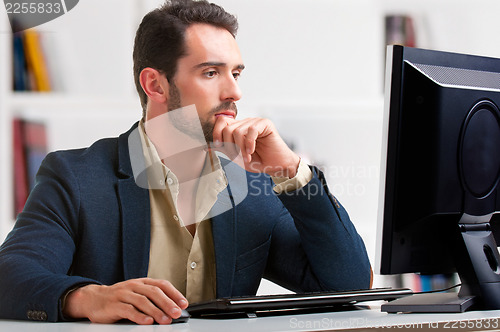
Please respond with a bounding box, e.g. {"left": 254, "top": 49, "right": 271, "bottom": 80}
{"left": 215, "top": 111, "right": 236, "bottom": 119}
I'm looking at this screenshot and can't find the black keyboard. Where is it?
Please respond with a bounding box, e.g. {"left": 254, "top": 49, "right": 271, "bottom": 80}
{"left": 187, "top": 287, "right": 413, "bottom": 318}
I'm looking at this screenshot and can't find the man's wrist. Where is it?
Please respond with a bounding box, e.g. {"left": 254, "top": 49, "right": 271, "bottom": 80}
{"left": 61, "top": 284, "right": 95, "bottom": 320}
{"left": 272, "top": 159, "right": 313, "bottom": 193}
{"left": 61, "top": 286, "right": 80, "bottom": 312}
{"left": 285, "top": 154, "right": 301, "bottom": 178}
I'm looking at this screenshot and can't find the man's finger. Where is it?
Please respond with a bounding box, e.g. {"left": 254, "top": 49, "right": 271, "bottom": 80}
{"left": 118, "top": 302, "right": 157, "bottom": 325}
{"left": 142, "top": 279, "right": 189, "bottom": 310}
{"left": 244, "top": 125, "right": 259, "bottom": 158}
{"left": 212, "top": 115, "right": 234, "bottom": 145}
{"left": 125, "top": 290, "right": 174, "bottom": 324}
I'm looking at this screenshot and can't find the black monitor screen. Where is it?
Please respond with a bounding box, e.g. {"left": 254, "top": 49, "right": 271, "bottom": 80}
{"left": 376, "top": 45, "right": 500, "bottom": 310}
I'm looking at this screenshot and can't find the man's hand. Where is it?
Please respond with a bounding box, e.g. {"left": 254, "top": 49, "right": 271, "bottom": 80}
{"left": 212, "top": 117, "right": 300, "bottom": 177}
{"left": 62, "top": 278, "right": 188, "bottom": 325}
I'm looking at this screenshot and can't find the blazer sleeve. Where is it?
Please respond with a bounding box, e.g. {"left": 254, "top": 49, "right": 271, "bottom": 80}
{"left": 264, "top": 166, "right": 371, "bottom": 292}
{"left": 0, "top": 152, "right": 100, "bottom": 322}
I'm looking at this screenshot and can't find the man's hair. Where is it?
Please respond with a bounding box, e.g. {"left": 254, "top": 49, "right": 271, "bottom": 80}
{"left": 133, "top": 0, "right": 239, "bottom": 116}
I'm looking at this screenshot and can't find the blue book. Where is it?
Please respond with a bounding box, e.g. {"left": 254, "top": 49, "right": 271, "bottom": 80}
{"left": 12, "top": 32, "right": 28, "bottom": 91}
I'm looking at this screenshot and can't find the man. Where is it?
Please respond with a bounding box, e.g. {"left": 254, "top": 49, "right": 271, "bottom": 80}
{"left": 0, "top": 0, "right": 371, "bottom": 325}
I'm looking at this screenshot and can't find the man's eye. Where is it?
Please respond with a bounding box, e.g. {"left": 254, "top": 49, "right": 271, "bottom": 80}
{"left": 233, "top": 72, "right": 241, "bottom": 80}
{"left": 204, "top": 70, "right": 217, "bottom": 78}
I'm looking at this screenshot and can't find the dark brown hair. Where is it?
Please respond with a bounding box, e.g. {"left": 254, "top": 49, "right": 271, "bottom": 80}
{"left": 133, "top": 0, "right": 239, "bottom": 116}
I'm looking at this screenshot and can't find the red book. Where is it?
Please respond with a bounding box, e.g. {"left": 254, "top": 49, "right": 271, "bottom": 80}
{"left": 22, "top": 120, "right": 48, "bottom": 192}
{"left": 12, "top": 118, "right": 48, "bottom": 217}
{"left": 12, "top": 118, "right": 29, "bottom": 217}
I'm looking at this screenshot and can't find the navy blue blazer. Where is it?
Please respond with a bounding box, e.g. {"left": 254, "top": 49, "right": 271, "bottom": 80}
{"left": 0, "top": 123, "right": 371, "bottom": 322}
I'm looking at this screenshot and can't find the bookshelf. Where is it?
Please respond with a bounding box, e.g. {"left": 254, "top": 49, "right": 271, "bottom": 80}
{"left": 0, "top": 1, "right": 144, "bottom": 242}
{"left": 0, "top": 6, "right": 13, "bottom": 242}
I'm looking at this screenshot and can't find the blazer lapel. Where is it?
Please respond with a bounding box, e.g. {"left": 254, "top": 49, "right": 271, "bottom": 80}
{"left": 211, "top": 187, "right": 237, "bottom": 298}
{"left": 117, "top": 123, "right": 151, "bottom": 280}
{"left": 210, "top": 157, "right": 249, "bottom": 298}
{"left": 118, "top": 178, "right": 150, "bottom": 279}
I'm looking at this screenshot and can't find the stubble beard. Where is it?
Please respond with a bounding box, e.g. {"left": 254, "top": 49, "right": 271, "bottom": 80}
{"left": 167, "top": 83, "right": 237, "bottom": 144}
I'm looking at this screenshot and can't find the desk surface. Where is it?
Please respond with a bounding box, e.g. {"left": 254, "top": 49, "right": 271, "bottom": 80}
{"left": 1, "top": 306, "right": 500, "bottom": 331}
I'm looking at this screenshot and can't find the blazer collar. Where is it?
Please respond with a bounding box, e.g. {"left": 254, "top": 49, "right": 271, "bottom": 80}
{"left": 210, "top": 158, "right": 249, "bottom": 298}
{"left": 211, "top": 188, "right": 237, "bottom": 298}
{"left": 117, "top": 122, "right": 151, "bottom": 279}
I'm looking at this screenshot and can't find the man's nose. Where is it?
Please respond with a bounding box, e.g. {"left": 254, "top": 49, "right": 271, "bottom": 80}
{"left": 220, "top": 73, "right": 242, "bottom": 102}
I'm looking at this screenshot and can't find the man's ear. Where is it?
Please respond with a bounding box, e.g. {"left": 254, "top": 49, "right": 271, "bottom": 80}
{"left": 139, "top": 68, "right": 169, "bottom": 104}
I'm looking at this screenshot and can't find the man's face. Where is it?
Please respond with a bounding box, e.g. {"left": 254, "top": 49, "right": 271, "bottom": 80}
{"left": 168, "top": 23, "right": 244, "bottom": 142}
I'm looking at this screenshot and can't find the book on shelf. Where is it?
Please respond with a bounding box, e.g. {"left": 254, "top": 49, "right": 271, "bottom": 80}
{"left": 12, "top": 28, "right": 52, "bottom": 92}
{"left": 12, "top": 32, "right": 28, "bottom": 91}
{"left": 12, "top": 118, "right": 48, "bottom": 217}
{"left": 396, "top": 273, "right": 458, "bottom": 293}
{"left": 12, "top": 119, "right": 28, "bottom": 216}
{"left": 382, "top": 14, "right": 417, "bottom": 92}
{"left": 385, "top": 15, "right": 416, "bottom": 47}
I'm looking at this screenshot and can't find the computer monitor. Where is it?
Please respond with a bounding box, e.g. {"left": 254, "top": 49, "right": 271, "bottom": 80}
{"left": 376, "top": 45, "right": 500, "bottom": 312}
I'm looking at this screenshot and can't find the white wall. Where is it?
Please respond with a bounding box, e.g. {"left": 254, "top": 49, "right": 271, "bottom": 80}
{"left": 38, "top": 0, "right": 137, "bottom": 96}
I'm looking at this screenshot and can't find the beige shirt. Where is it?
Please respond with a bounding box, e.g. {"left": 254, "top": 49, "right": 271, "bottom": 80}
{"left": 139, "top": 121, "right": 225, "bottom": 303}
{"left": 138, "top": 120, "right": 313, "bottom": 304}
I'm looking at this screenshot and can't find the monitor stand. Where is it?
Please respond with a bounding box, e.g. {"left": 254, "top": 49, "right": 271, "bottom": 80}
{"left": 382, "top": 220, "right": 500, "bottom": 313}
{"left": 381, "top": 292, "right": 475, "bottom": 313}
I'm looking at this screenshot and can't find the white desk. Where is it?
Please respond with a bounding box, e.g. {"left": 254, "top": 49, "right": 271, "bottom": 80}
{"left": 1, "top": 306, "right": 500, "bottom": 331}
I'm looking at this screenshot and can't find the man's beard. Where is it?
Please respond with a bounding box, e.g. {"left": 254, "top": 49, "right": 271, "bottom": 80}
{"left": 167, "top": 83, "right": 237, "bottom": 143}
